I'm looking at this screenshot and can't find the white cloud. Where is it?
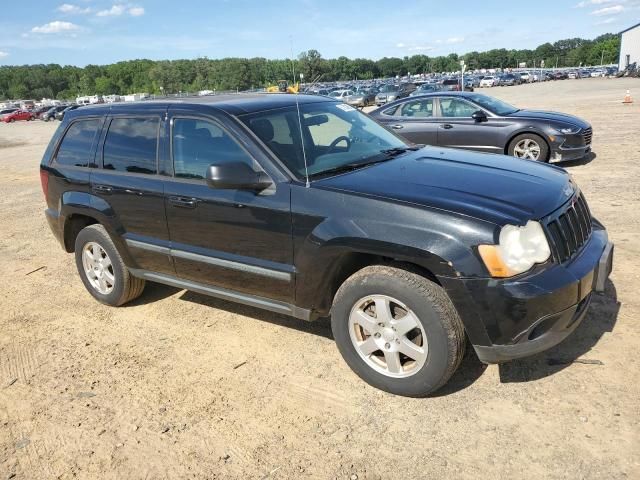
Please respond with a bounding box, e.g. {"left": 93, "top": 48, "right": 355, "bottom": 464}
{"left": 445, "top": 36, "right": 464, "bottom": 44}
{"left": 575, "top": 0, "right": 620, "bottom": 7}
{"left": 96, "top": 4, "right": 127, "bottom": 16}
{"left": 590, "top": 4, "right": 624, "bottom": 14}
{"left": 0, "top": 51, "right": 8, "bottom": 58}
{"left": 395, "top": 42, "right": 405, "bottom": 48}
{"left": 31, "top": 21, "right": 82, "bottom": 34}
{"left": 408, "top": 45, "right": 434, "bottom": 52}
{"left": 596, "top": 16, "right": 617, "bottom": 23}
{"left": 57, "top": 3, "right": 91, "bottom": 14}
{"left": 96, "top": 4, "right": 145, "bottom": 17}
{"left": 128, "top": 6, "right": 145, "bottom": 16}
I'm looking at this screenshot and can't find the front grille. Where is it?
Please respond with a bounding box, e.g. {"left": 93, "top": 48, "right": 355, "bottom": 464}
{"left": 582, "top": 127, "right": 593, "bottom": 145}
{"left": 545, "top": 192, "right": 593, "bottom": 263}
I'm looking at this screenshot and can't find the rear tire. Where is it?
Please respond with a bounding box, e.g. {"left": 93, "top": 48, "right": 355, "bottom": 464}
{"left": 74, "top": 224, "right": 145, "bottom": 306}
{"left": 331, "top": 265, "right": 466, "bottom": 397}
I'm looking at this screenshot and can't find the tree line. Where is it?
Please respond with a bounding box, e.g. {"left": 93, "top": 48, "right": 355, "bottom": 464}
{"left": 0, "top": 33, "right": 619, "bottom": 100}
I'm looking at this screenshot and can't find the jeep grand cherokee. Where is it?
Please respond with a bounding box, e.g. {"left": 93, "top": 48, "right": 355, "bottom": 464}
{"left": 40, "top": 94, "right": 613, "bottom": 397}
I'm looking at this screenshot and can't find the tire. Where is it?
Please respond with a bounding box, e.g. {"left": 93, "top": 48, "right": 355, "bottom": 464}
{"left": 331, "top": 265, "right": 466, "bottom": 397}
{"left": 44, "top": 117, "right": 50, "bottom": 122}
{"left": 9, "top": 118, "right": 14, "bottom": 123}
{"left": 74, "top": 224, "right": 145, "bottom": 306}
{"left": 508, "top": 133, "right": 549, "bottom": 162}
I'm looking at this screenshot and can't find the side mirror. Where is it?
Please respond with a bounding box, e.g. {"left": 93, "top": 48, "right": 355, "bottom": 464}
{"left": 472, "top": 110, "right": 487, "bottom": 122}
{"left": 206, "top": 162, "right": 272, "bottom": 191}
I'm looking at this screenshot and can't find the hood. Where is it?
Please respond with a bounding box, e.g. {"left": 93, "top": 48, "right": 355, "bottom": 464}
{"left": 507, "top": 109, "right": 590, "bottom": 129}
{"left": 314, "top": 146, "right": 573, "bottom": 226}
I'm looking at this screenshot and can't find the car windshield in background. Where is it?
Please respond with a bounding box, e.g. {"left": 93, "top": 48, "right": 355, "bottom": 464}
{"left": 379, "top": 85, "right": 399, "bottom": 93}
{"left": 241, "top": 102, "right": 409, "bottom": 180}
{"left": 466, "top": 93, "right": 519, "bottom": 115}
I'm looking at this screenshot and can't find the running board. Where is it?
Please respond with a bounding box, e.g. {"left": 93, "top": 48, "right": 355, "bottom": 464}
{"left": 128, "top": 268, "right": 316, "bottom": 321}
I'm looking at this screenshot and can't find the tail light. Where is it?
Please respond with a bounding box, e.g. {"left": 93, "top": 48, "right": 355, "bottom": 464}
{"left": 40, "top": 169, "right": 49, "bottom": 202}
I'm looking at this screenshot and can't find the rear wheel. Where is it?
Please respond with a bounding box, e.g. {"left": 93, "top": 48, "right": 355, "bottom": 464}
{"left": 331, "top": 265, "right": 466, "bottom": 397}
{"left": 74, "top": 224, "right": 145, "bottom": 306}
{"left": 508, "top": 133, "right": 549, "bottom": 162}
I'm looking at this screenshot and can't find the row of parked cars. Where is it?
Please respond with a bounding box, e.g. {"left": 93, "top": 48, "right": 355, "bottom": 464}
{"left": 0, "top": 104, "right": 82, "bottom": 123}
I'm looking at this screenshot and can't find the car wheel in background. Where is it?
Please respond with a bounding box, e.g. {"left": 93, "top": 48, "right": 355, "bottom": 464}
{"left": 331, "top": 264, "right": 466, "bottom": 397}
{"left": 508, "top": 133, "right": 549, "bottom": 162}
{"left": 74, "top": 224, "right": 145, "bottom": 307}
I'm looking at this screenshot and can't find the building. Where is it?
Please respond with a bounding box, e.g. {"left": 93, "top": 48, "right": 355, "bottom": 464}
{"left": 619, "top": 22, "right": 640, "bottom": 70}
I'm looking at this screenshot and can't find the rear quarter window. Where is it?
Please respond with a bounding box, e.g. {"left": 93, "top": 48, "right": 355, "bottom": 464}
{"left": 55, "top": 119, "right": 102, "bottom": 167}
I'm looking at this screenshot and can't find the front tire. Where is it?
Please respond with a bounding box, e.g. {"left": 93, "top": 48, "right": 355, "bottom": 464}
{"left": 331, "top": 265, "right": 466, "bottom": 397}
{"left": 74, "top": 224, "right": 145, "bottom": 306}
{"left": 508, "top": 133, "right": 549, "bottom": 162}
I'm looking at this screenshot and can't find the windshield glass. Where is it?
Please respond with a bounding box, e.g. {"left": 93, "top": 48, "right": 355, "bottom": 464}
{"left": 241, "top": 101, "right": 409, "bottom": 180}
{"left": 466, "top": 93, "right": 519, "bottom": 115}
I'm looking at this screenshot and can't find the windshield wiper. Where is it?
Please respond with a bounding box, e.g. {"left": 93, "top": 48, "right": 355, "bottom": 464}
{"left": 308, "top": 156, "right": 396, "bottom": 179}
{"left": 380, "top": 146, "right": 421, "bottom": 156}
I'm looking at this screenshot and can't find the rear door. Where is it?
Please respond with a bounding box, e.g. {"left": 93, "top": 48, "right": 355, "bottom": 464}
{"left": 163, "top": 108, "right": 294, "bottom": 303}
{"left": 435, "top": 97, "right": 504, "bottom": 154}
{"left": 92, "top": 106, "right": 173, "bottom": 274}
{"left": 375, "top": 97, "right": 439, "bottom": 145}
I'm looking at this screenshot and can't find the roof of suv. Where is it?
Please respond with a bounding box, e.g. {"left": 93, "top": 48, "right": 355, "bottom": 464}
{"left": 71, "top": 93, "right": 335, "bottom": 117}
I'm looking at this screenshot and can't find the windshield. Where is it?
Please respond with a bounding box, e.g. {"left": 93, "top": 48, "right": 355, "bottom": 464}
{"left": 466, "top": 93, "right": 519, "bottom": 115}
{"left": 241, "top": 101, "right": 409, "bottom": 180}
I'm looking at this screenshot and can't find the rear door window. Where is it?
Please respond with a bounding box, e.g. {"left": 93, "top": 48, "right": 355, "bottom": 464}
{"left": 55, "top": 119, "right": 102, "bottom": 167}
{"left": 102, "top": 117, "right": 159, "bottom": 174}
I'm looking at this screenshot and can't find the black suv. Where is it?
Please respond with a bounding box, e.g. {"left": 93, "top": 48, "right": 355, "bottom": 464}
{"left": 40, "top": 94, "right": 613, "bottom": 397}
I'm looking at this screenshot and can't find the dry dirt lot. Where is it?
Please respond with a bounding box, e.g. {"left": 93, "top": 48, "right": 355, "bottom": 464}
{"left": 1, "top": 78, "right": 639, "bottom": 479}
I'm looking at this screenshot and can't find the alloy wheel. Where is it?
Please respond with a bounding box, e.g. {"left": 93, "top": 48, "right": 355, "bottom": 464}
{"left": 513, "top": 138, "right": 541, "bottom": 160}
{"left": 348, "top": 295, "right": 428, "bottom": 378}
{"left": 81, "top": 242, "right": 115, "bottom": 294}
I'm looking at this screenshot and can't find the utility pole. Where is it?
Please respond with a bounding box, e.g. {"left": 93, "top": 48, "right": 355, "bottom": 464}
{"left": 600, "top": 50, "right": 604, "bottom": 66}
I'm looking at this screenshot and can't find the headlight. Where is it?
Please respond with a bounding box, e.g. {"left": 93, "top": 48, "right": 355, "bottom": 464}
{"left": 478, "top": 221, "right": 551, "bottom": 277}
{"left": 553, "top": 125, "right": 581, "bottom": 135}
{"left": 388, "top": 95, "right": 397, "bottom": 100}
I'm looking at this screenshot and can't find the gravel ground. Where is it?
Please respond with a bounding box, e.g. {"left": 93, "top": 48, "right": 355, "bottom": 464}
{"left": 1, "top": 78, "right": 639, "bottom": 479}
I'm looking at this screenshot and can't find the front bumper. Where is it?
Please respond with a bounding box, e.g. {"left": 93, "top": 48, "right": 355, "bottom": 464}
{"left": 441, "top": 225, "right": 613, "bottom": 364}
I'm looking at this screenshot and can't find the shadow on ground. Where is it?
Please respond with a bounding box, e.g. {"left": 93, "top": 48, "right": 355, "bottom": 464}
{"left": 499, "top": 279, "right": 619, "bottom": 383}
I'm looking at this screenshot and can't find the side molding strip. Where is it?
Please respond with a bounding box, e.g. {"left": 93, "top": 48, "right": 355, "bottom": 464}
{"left": 128, "top": 268, "right": 315, "bottom": 321}
{"left": 125, "top": 239, "right": 291, "bottom": 281}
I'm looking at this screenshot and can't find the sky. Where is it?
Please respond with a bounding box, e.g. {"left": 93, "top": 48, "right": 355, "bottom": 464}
{"left": 0, "top": 0, "right": 638, "bottom": 66}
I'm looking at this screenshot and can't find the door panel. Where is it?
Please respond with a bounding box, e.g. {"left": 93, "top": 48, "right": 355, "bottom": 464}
{"left": 376, "top": 98, "right": 439, "bottom": 145}
{"left": 164, "top": 112, "right": 294, "bottom": 302}
{"left": 435, "top": 97, "right": 507, "bottom": 154}
{"left": 93, "top": 110, "right": 173, "bottom": 274}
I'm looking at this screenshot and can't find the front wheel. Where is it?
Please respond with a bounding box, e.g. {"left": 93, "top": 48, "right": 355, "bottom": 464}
{"left": 508, "top": 133, "right": 549, "bottom": 162}
{"left": 331, "top": 265, "right": 466, "bottom": 397}
{"left": 74, "top": 224, "right": 145, "bottom": 306}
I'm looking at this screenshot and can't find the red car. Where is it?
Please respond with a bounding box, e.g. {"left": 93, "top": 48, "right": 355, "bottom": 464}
{"left": 2, "top": 110, "right": 34, "bottom": 123}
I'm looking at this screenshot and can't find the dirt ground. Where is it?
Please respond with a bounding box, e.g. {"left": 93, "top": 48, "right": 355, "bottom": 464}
{"left": 1, "top": 78, "right": 639, "bottom": 479}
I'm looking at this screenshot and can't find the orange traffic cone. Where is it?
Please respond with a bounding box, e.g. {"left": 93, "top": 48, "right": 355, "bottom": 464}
{"left": 623, "top": 90, "right": 633, "bottom": 104}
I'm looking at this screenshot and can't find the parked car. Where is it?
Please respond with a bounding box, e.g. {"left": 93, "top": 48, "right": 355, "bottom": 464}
{"left": 441, "top": 78, "right": 474, "bottom": 92}
{"left": 1, "top": 109, "right": 34, "bottom": 123}
{"left": 344, "top": 89, "right": 376, "bottom": 107}
{"left": 409, "top": 83, "right": 446, "bottom": 96}
{"left": 41, "top": 105, "right": 68, "bottom": 122}
{"left": 40, "top": 94, "right": 612, "bottom": 397}
{"left": 370, "top": 92, "right": 593, "bottom": 162}
{"left": 375, "top": 84, "right": 414, "bottom": 105}
{"left": 519, "top": 71, "right": 531, "bottom": 82}
{"left": 55, "top": 104, "right": 82, "bottom": 121}
{"left": 0, "top": 108, "right": 19, "bottom": 121}
{"left": 500, "top": 73, "right": 520, "bottom": 86}
{"left": 479, "top": 75, "right": 498, "bottom": 87}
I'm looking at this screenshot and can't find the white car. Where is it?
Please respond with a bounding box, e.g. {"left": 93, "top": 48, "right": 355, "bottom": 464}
{"left": 590, "top": 70, "right": 605, "bottom": 78}
{"left": 520, "top": 72, "right": 531, "bottom": 82}
{"left": 479, "top": 76, "right": 498, "bottom": 87}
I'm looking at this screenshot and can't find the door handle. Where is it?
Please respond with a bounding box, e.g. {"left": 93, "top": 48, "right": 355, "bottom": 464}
{"left": 169, "top": 196, "right": 198, "bottom": 209}
{"left": 391, "top": 124, "right": 404, "bottom": 130}
{"left": 441, "top": 124, "right": 454, "bottom": 130}
{"left": 92, "top": 184, "right": 113, "bottom": 194}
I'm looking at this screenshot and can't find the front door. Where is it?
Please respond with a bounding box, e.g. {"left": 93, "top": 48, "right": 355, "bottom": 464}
{"left": 435, "top": 97, "right": 505, "bottom": 154}
{"left": 164, "top": 109, "right": 294, "bottom": 303}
